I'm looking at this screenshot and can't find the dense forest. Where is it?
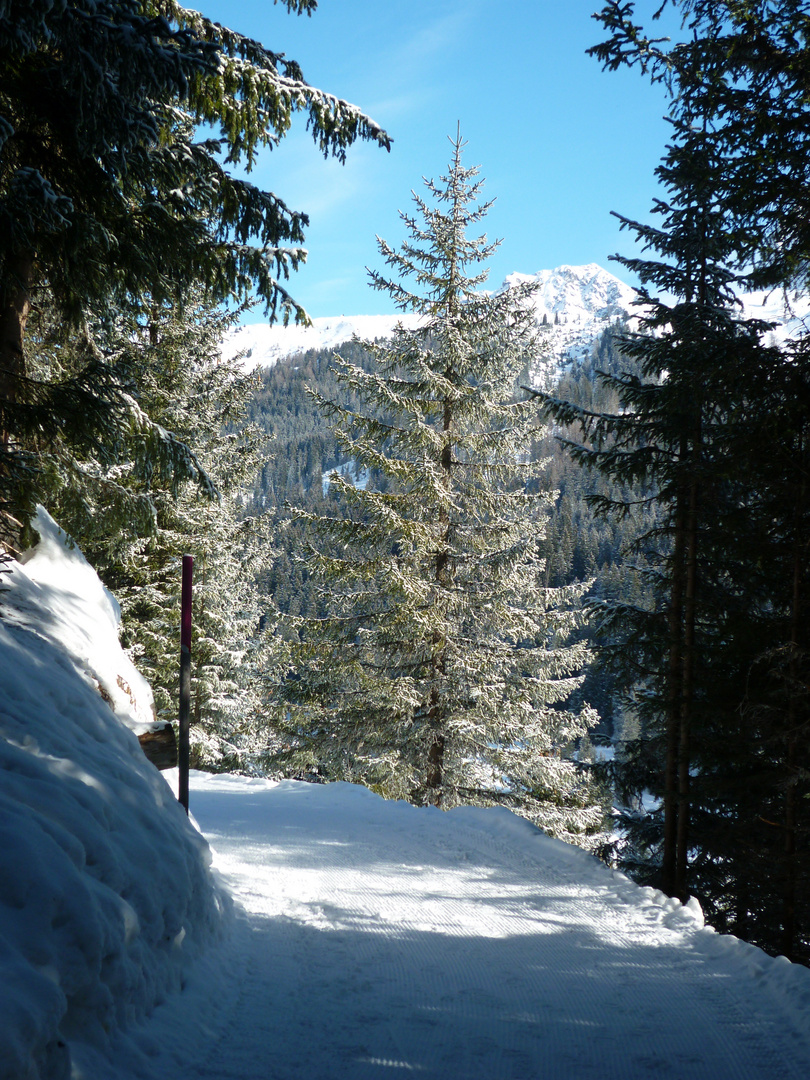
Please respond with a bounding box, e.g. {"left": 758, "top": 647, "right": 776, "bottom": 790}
{"left": 1, "top": 0, "right": 809, "bottom": 965}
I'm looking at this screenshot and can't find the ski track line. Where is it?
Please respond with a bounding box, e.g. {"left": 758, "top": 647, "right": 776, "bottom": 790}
{"left": 166, "top": 781, "right": 810, "bottom": 1080}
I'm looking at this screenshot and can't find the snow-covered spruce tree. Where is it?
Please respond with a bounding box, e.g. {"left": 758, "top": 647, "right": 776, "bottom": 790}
{"left": 46, "top": 292, "right": 275, "bottom": 772}
{"left": 273, "top": 136, "right": 608, "bottom": 847}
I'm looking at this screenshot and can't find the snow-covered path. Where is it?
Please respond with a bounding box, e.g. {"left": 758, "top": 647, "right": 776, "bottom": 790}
{"left": 8, "top": 516, "right": 809, "bottom": 1080}
{"left": 149, "top": 774, "right": 810, "bottom": 1080}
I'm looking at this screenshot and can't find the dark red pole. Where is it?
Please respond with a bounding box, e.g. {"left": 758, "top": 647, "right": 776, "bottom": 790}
{"left": 178, "top": 554, "right": 193, "bottom": 813}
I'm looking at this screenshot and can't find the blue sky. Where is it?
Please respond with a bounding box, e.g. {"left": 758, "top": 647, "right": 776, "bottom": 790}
{"left": 201, "top": 0, "right": 675, "bottom": 320}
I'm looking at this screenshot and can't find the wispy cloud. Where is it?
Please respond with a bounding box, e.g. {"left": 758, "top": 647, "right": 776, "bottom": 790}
{"left": 364, "top": 91, "right": 432, "bottom": 125}
{"left": 367, "top": 1, "right": 482, "bottom": 116}
{"left": 397, "top": 6, "right": 474, "bottom": 66}
{"left": 251, "top": 131, "right": 387, "bottom": 222}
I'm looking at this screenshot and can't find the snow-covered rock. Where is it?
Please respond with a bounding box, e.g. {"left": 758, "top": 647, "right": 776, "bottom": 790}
{"left": 0, "top": 509, "right": 227, "bottom": 1080}
{"left": 505, "top": 263, "right": 639, "bottom": 384}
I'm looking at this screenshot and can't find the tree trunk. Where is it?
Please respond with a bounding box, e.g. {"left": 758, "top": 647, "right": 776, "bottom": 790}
{"left": 424, "top": 393, "right": 454, "bottom": 805}
{"left": 0, "top": 248, "right": 35, "bottom": 412}
{"left": 675, "top": 470, "right": 700, "bottom": 902}
{"left": 781, "top": 456, "right": 805, "bottom": 960}
{"left": 0, "top": 248, "right": 35, "bottom": 551}
{"left": 663, "top": 449, "right": 688, "bottom": 896}
{"left": 425, "top": 726, "right": 445, "bottom": 807}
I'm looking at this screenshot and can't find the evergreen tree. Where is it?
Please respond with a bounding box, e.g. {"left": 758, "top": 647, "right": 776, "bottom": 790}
{"left": 271, "top": 136, "right": 607, "bottom": 847}
{"left": 0, "top": 0, "right": 389, "bottom": 547}
{"left": 48, "top": 292, "right": 275, "bottom": 772}
{"left": 590, "top": 0, "right": 810, "bottom": 293}
{"left": 246, "top": 322, "right": 655, "bottom": 731}
{"left": 546, "top": 0, "right": 810, "bottom": 960}
{"left": 538, "top": 105, "right": 794, "bottom": 908}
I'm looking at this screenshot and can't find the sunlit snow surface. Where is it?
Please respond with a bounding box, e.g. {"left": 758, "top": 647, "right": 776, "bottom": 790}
{"left": 3, "top": 511, "right": 810, "bottom": 1079}
{"left": 222, "top": 313, "right": 424, "bottom": 372}
{"left": 0, "top": 510, "right": 226, "bottom": 1080}
{"left": 151, "top": 774, "right": 810, "bottom": 1080}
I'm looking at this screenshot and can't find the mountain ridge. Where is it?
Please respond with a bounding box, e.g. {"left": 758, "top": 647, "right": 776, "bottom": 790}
{"left": 224, "top": 263, "right": 810, "bottom": 378}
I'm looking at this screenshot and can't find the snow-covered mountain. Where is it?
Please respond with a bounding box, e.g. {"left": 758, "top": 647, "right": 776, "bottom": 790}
{"left": 223, "top": 312, "right": 423, "bottom": 372}
{"left": 224, "top": 263, "right": 810, "bottom": 384}
{"left": 517, "top": 263, "right": 640, "bottom": 383}
{"left": 223, "top": 264, "right": 637, "bottom": 377}
{"left": 738, "top": 285, "right": 810, "bottom": 343}
{"left": 509, "top": 263, "right": 638, "bottom": 324}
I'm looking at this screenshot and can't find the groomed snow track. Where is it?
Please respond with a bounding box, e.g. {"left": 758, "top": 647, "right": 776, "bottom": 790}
{"left": 141, "top": 776, "right": 810, "bottom": 1080}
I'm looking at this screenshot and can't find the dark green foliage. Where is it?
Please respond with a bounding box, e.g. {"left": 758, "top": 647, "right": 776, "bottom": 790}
{"left": 0, "top": 0, "right": 389, "bottom": 548}
{"left": 249, "top": 324, "right": 658, "bottom": 737}
{"left": 48, "top": 292, "right": 275, "bottom": 771}
{"left": 572, "top": 0, "right": 810, "bottom": 963}
{"left": 263, "top": 138, "right": 608, "bottom": 844}
{"left": 590, "top": 0, "right": 810, "bottom": 292}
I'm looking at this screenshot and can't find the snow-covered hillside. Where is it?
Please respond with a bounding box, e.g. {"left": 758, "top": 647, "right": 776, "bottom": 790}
{"left": 739, "top": 285, "right": 810, "bottom": 343}
{"left": 508, "top": 262, "right": 638, "bottom": 324}
{"left": 225, "top": 263, "right": 810, "bottom": 385}
{"left": 0, "top": 510, "right": 226, "bottom": 1080}
{"left": 223, "top": 311, "right": 423, "bottom": 371}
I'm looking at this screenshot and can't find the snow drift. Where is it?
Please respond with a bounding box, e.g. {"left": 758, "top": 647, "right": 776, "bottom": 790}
{"left": 0, "top": 509, "right": 226, "bottom": 1080}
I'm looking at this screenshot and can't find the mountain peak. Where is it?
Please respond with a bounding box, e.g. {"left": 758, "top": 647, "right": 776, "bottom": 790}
{"left": 224, "top": 264, "right": 637, "bottom": 372}
{"left": 501, "top": 263, "right": 638, "bottom": 325}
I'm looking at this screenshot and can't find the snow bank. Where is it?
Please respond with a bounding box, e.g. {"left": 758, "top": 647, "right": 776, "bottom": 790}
{"left": 0, "top": 509, "right": 227, "bottom": 1080}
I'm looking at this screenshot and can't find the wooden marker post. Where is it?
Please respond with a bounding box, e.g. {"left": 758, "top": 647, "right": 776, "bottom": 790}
{"left": 178, "top": 554, "right": 193, "bottom": 813}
